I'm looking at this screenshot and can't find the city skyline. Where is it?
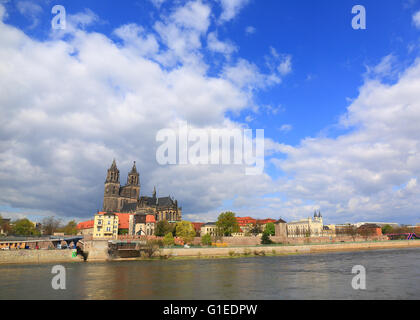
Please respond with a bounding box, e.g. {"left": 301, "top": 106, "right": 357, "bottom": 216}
{"left": 1, "top": 0, "right": 420, "bottom": 225}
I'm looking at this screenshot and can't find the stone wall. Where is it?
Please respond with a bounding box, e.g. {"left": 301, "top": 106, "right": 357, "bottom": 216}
{"left": 0, "top": 249, "right": 81, "bottom": 265}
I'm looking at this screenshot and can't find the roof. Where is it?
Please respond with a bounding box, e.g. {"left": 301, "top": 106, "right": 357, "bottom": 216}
{"left": 121, "top": 202, "right": 137, "bottom": 213}
{"left": 146, "top": 215, "right": 156, "bottom": 223}
{"left": 192, "top": 222, "right": 205, "bottom": 231}
{"left": 157, "top": 196, "right": 175, "bottom": 207}
{"left": 256, "top": 219, "right": 277, "bottom": 225}
{"left": 202, "top": 222, "right": 216, "bottom": 227}
{"left": 96, "top": 212, "right": 130, "bottom": 229}
{"left": 276, "top": 218, "right": 287, "bottom": 224}
{"left": 77, "top": 220, "right": 94, "bottom": 230}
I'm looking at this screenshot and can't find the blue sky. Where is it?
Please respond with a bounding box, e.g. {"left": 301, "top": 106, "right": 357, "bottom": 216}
{"left": 1, "top": 0, "right": 420, "bottom": 225}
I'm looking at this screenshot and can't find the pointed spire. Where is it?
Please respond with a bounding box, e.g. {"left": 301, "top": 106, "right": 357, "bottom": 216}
{"left": 130, "top": 161, "right": 138, "bottom": 174}
{"left": 110, "top": 159, "right": 118, "bottom": 170}
{"left": 153, "top": 186, "right": 156, "bottom": 198}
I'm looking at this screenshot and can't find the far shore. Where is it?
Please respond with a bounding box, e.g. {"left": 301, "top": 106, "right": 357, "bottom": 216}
{"left": 1, "top": 239, "right": 419, "bottom": 266}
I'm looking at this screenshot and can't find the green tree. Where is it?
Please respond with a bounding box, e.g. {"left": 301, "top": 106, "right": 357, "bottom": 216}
{"left": 175, "top": 221, "right": 196, "bottom": 244}
{"left": 265, "top": 222, "right": 275, "bottom": 236}
{"left": 60, "top": 220, "right": 77, "bottom": 235}
{"left": 261, "top": 231, "right": 273, "bottom": 244}
{"left": 155, "top": 220, "right": 174, "bottom": 236}
{"left": 249, "top": 223, "right": 262, "bottom": 236}
{"left": 201, "top": 233, "right": 212, "bottom": 246}
{"left": 163, "top": 232, "right": 175, "bottom": 247}
{"left": 11, "top": 218, "right": 39, "bottom": 236}
{"left": 382, "top": 224, "right": 393, "bottom": 235}
{"left": 216, "top": 211, "right": 240, "bottom": 236}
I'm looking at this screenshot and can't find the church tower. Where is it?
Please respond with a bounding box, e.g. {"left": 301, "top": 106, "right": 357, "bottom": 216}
{"left": 125, "top": 161, "right": 140, "bottom": 200}
{"left": 103, "top": 159, "right": 121, "bottom": 212}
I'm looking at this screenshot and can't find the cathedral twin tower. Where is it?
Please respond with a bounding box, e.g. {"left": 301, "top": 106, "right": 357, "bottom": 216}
{"left": 102, "top": 160, "right": 182, "bottom": 222}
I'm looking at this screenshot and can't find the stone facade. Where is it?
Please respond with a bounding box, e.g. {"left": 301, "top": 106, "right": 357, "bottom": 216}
{"left": 102, "top": 160, "right": 182, "bottom": 222}
{"left": 287, "top": 211, "right": 324, "bottom": 237}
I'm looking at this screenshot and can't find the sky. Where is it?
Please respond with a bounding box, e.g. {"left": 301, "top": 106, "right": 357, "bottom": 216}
{"left": 1, "top": 0, "right": 420, "bottom": 225}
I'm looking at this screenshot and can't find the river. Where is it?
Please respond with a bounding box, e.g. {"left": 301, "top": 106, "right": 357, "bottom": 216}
{"left": 0, "top": 247, "right": 419, "bottom": 299}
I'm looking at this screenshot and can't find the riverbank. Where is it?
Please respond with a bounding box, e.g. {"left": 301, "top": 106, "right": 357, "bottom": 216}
{"left": 2, "top": 239, "right": 419, "bottom": 265}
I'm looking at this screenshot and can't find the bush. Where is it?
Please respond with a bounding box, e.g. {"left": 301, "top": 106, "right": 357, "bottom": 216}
{"left": 228, "top": 250, "right": 235, "bottom": 257}
{"left": 261, "top": 232, "right": 273, "bottom": 245}
{"left": 201, "top": 234, "right": 212, "bottom": 246}
{"left": 143, "top": 239, "right": 161, "bottom": 258}
{"left": 243, "top": 248, "right": 252, "bottom": 256}
{"left": 163, "top": 232, "right": 175, "bottom": 247}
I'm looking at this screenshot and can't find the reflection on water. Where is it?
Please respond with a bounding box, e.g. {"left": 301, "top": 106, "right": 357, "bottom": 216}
{"left": 0, "top": 248, "right": 419, "bottom": 300}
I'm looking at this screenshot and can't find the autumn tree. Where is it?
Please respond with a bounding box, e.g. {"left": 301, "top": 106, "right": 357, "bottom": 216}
{"left": 42, "top": 216, "right": 62, "bottom": 235}
{"left": 175, "top": 221, "right": 196, "bottom": 244}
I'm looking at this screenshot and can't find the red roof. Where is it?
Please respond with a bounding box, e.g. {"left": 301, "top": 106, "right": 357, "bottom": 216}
{"left": 97, "top": 212, "right": 130, "bottom": 230}
{"left": 77, "top": 220, "right": 94, "bottom": 230}
{"left": 192, "top": 222, "right": 205, "bottom": 232}
{"left": 256, "top": 219, "right": 277, "bottom": 225}
{"left": 236, "top": 217, "right": 257, "bottom": 226}
{"left": 146, "top": 215, "right": 156, "bottom": 223}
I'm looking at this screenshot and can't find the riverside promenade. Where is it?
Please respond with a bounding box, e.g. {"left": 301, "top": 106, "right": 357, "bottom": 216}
{"left": 1, "top": 240, "right": 419, "bottom": 265}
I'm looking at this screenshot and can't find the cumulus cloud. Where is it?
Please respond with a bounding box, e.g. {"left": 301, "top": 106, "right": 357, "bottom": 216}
{"left": 16, "top": 0, "right": 42, "bottom": 29}
{"left": 0, "top": 2, "right": 284, "bottom": 222}
{"left": 413, "top": 10, "right": 420, "bottom": 28}
{"left": 272, "top": 58, "right": 420, "bottom": 223}
{"left": 207, "top": 31, "right": 237, "bottom": 56}
{"left": 218, "top": 0, "right": 250, "bottom": 23}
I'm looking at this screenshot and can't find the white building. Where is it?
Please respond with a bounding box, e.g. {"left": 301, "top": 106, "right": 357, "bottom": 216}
{"left": 287, "top": 211, "right": 324, "bottom": 237}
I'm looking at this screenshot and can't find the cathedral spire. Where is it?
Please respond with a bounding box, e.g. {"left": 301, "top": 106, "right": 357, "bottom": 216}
{"left": 130, "top": 161, "right": 138, "bottom": 174}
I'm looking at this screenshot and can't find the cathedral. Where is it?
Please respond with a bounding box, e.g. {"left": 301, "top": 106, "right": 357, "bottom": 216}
{"left": 103, "top": 160, "right": 182, "bottom": 222}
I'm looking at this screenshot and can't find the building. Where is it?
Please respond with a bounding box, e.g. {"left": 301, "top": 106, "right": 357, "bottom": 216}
{"left": 357, "top": 224, "right": 382, "bottom": 236}
{"left": 274, "top": 219, "right": 287, "bottom": 238}
{"left": 353, "top": 222, "right": 399, "bottom": 228}
{"left": 201, "top": 222, "right": 217, "bottom": 236}
{"left": 76, "top": 220, "right": 94, "bottom": 236}
{"left": 103, "top": 160, "right": 182, "bottom": 222}
{"left": 93, "top": 212, "right": 119, "bottom": 239}
{"left": 0, "top": 218, "right": 10, "bottom": 236}
{"left": 287, "top": 211, "right": 324, "bottom": 237}
{"left": 256, "top": 218, "right": 277, "bottom": 231}
{"left": 129, "top": 213, "right": 156, "bottom": 236}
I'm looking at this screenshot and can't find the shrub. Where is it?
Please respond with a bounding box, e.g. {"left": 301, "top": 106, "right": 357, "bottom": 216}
{"left": 261, "top": 231, "right": 273, "bottom": 245}
{"left": 163, "top": 232, "right": 175, "bottom": 247}
{"left": 201, "top": 234, "right": 212, "bottom": 246}
{"left": 243, "top": 248, "right": 252, "bottom": 256}
{"left": 228, "top": 250, "right": 235, "bottom": 257}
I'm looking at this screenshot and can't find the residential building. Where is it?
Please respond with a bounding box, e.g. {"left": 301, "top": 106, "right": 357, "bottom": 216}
{"left": 201, "top": 222, "right": 217, "bottom": 236}
{"left": 93, "top": 212, "right": 119, "bottom": 239}
{"left": 77, "top": 220, "right": 94, "bottom": 236}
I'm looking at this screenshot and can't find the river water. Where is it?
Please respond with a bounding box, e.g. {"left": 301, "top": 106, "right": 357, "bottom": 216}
{"left": 0, "top": 248, "right": 419, "bottom": 300}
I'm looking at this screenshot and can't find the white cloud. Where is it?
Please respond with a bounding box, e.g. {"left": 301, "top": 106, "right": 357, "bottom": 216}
{"left": 207, "top": 31, "right": 237, "bottom": 56}
{"left": 0, "top": 2, "right": 283, "bottom": 221}
{"left": 218, "top": 0, "right": 250, "bottom": 23}
{"left": 272, "top": 57, "right": 420, "bottom": 223}
{"left": 279, "top": 124, "right": 292, "bottom": 133}
{"left": 16, "top": 0, "right": 42, "bottom": 29}
{"left": 413, "top": 10, "right": 420, "bottom": 28}
{"left": 245, "top": 26, "right": 256, "bottom": 35}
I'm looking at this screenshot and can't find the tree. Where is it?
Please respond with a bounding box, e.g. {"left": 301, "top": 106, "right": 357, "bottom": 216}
{"left": 155, "top": 220, "right": 174, "bottom": 237}
{"left": 265, "top": 222, "right": 275, "bottom": 236}
{"left": 175, "top": 221, "right": 196, "bottom": 244}
{"left": 143, "top": 239, "right": 161, "bottom": 258}
{"left": 201, "top": 233, "right": 212, "bottom": 246}
{"left": 249, "top": 223, "right": 262, "bottom": 237}
{"left": 216, "top": 212, "right": 240, "bottom": 237}
{"left": 42, "top": 216, "right": 62, "bottom": 235}
{"left": 261, "top": 231, "right": 273, "bottom": 244}
{"left": 382, "top": 225, "right": 393, "bottom": 235}
{"left": 60, "top": 220, "right": 77, "bottom": 235}
{"left": 0, "top": 214, "right": 11, "bottom": 235}
{"left": 163, "top": 232, "right": 175, "bottom": 247}
{"left": 11, "top": 219, "right": 39, "bottom": 236}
